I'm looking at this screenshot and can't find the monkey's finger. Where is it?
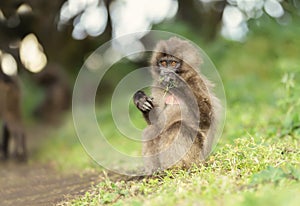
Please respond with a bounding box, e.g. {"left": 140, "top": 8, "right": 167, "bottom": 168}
{"left": 146, "top": 98, "right": 154, "bottom": 107}
{"left": 147, "top": 97, "right": 153, "bottom": 102}
{"left": 138, "top": 105, "right": 146, "bottom": 112}
{"left": 144, "top": 101, "right": 153, "bottom": 109}
{"left": 142, "top": 104, "right": 151, "bottom": 111}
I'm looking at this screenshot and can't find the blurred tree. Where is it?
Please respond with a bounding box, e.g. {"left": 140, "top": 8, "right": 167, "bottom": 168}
{"left": 0, "top": 0, "right": 111, "bottom": 73}
{"left": 177, "top": 0, "right": 226, "bottom": 40}
{"left": 0, "top": 0, "right": 75, "bottom": 122}
{"left": 1, "top": 0, "right": 298, "bottom": 76}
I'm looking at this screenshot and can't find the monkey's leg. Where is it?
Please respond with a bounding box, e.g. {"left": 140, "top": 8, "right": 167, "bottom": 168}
{"left": 142, "top": 125, "right": 162, "bottom": 174}
{"left": 142, "top": 139, "right": 160, "bottom": 174}
{"left": 159, "top": 122, "right": 202, "bottom": 169}
{"left": 14, "top": 132, "right": 27, "bottom": 162}
{"left": 133, "top": 90, "right": 154, "bottom": 124}
{"left": 2, "top": 123, "right": 10, "bottom": 160}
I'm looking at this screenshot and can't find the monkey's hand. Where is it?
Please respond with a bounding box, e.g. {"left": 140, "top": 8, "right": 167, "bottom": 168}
{"left": 133, "top": 91, "right": 154, "bottom": 113}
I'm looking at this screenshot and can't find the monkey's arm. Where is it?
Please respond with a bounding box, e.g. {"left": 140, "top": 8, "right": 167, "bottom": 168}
{"left": 133, "top": 90, "right": 154, "bottom": 125}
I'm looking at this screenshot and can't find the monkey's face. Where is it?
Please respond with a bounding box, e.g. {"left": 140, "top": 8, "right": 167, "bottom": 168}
{"left": 156, "top": 55, "right": 182, "bottom": 89}
{"left": 151, "top": 37, "right": 202, "bottom": 90}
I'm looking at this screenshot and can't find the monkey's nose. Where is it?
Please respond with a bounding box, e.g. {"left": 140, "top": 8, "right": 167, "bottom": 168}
{"left": 160, "top": 68, "right": 176, "bottom": 77}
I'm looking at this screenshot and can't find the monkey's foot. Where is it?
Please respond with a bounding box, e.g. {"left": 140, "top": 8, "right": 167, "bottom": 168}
{"left": 12, "top": 152, "right": 28, "bottom": 162}
{"left": 133, "top": 91, "right": 153, "bottom": 112}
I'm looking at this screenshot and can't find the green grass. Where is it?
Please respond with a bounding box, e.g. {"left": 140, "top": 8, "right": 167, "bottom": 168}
{"left": 33, "top": 16, "right": 300, "bottom": 205}
{"left": 66, "top": 135, "right": 299, "bottom": 206}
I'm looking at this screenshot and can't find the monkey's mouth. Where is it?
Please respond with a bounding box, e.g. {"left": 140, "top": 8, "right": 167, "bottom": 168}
{"left": 159, "top": 71, "right": 179, "bottom": 91}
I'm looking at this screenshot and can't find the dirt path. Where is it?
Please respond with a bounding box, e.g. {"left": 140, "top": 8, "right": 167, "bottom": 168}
{"left": 0, "top": 162, "right": 100, "bottom": 206}
{"left": 0, "top": 123, "right": 104, "bottom": 206}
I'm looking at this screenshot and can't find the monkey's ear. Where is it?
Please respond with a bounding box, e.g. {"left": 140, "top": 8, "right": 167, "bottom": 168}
{"left": 150, "top": 51, "right": 162, "bottom": 66}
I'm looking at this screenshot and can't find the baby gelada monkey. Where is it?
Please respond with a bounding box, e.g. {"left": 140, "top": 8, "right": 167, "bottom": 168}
{"left": 133, "top": 37, "right": 221, "bottom": 174}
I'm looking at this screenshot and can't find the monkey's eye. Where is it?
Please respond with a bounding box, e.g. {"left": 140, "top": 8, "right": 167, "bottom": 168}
{"left": 160, "top": 60, "right": 167, "bottom": 67}
{"left": 171, "top": 61, "right": 177, "bottom": 67}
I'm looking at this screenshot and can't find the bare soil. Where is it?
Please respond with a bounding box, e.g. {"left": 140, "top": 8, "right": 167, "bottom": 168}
{"left": 0, "top": 124, "right": 102, "bottom": 206}
{"left": 0, "top": 162, "right": 100, "bottom": 206}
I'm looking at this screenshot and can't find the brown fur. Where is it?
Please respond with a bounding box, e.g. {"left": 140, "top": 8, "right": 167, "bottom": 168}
{"left": 134, "top": 37, "right": 220, "bottom": 174}
{"left": 0, "top": 72, "right": 27, "bottom": 161}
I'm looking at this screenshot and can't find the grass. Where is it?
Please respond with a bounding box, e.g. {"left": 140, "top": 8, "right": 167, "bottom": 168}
{"left": 32, "top": 15, "right": 300, "bottom": 205}
{"left": 65, "top": 135, "right": 299, "bottom": 206}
